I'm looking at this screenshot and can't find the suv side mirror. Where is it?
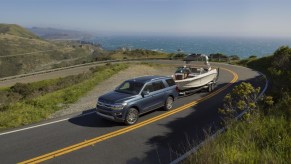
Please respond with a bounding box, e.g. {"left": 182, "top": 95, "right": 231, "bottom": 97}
{"left": 141, "top": 90, "right": 150, "bottom": 97}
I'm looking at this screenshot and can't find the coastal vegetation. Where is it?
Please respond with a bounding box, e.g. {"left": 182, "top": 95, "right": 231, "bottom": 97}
{"left": 0, "top": 63, "right": 128, "bottom": 130}
{"left": 187, "top": 46, "right": 291, "bottom": 163}
{"left": 168, "top": 53, "right": 187, "bottom": 59}
{"left": 209, "top": 53, "right": 240, "bottom": 62}
{"left": 0, "top": 24, "right": 171, "bottom": 78}
{"left": 92, "top": 48, "right": 169, "bottom": 61}
{"left": 0, "top": 24, "right": 101, "bottom": 77}
{"left": 0, "top": 23, "right": 246, "bottom": 79}
{"left": 0, "top": 24, "right": 39, "bottom": 39}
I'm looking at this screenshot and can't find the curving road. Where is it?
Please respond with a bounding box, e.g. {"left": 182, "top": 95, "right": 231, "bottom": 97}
{"left": 0, "top": 62, "right": 266, "bottom": 163}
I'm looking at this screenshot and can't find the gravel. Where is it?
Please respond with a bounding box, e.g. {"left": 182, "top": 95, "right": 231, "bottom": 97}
{"left": 49, "top": 65, "right": 176, "bottom": 118}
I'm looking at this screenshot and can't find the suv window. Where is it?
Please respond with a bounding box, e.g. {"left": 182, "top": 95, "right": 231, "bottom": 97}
{"left": 115, "top": 81, "right": 144, "bottom": 95}
{"left": 143, "top": 83, "right": 154, "bottom": 93}
{"left": 166, "top": 79, "right": 175, "bottom": 86}
{"left": 152, "top": 81, "right": 165, "bottom": 91}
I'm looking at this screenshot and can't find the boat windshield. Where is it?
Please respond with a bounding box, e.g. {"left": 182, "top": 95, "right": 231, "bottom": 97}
{"left": 189, "top": 67, "right": 201, "bottom": 74}
{"left": 175, "top": 67, "right": 190, "bottom": 74}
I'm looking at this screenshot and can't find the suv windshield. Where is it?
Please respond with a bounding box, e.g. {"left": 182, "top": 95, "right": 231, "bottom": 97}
{"left": 115, "top": 80, "right": 144, "bottom": 95}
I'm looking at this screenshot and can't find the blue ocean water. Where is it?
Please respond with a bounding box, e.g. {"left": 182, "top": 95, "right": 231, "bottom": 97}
{"left": 93, "top": 36, "right": 291, "bottom": 58}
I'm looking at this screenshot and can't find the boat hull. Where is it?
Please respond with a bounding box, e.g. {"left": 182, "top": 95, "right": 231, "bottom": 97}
{"left": 174, "top": 69, "right": 218, "bottom": 91}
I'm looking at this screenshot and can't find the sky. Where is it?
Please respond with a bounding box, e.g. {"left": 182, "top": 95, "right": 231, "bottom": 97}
{"left": 0, "top": 0, "right": 291, "bottom": 37}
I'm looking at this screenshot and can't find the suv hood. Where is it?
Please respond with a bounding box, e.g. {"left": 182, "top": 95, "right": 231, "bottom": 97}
{"left": 98, "top": 91, "right": 137, "bottom": 104}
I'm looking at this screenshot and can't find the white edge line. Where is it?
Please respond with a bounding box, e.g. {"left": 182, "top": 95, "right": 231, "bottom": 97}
{"left": 0, "top": 65, "right": 266, "bottom": 138}
{"left": 0, "top": 111, "right": 96, "bottom": 136}
{"left": 0, "top": 59, "right": 169, "bottom": 135}
{"left": 170, "top": 71, "right": 269, "bottom": 164}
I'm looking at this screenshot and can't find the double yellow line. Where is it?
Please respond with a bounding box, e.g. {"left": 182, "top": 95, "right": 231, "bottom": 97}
{"left": 19, "top": 67, "right": 238, "bottom": 164}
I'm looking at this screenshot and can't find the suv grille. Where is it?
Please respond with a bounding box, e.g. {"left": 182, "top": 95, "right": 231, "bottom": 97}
{"left": 97, "top": 101, "right": 112, "bottom": 110}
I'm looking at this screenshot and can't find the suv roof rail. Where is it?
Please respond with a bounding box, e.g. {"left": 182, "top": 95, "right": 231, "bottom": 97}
{"left": 150, "top": 76, "right": 168, "bottom": 81}
{"left": 130, "top": 75, "right": 169, "bottom": 82}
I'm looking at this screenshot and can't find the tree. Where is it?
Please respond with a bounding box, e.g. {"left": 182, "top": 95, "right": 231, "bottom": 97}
{"left": 174, "top": 53, "right": 186, "bottom": 59}
{"left": 272, "top": 46, "right": 291, "bottom": 72}
{"left": 209, "top": 53, "right": 228, "bottom": 62}
{"left": 229, "top": 55, "right": 240, "bottom": 60}
{"left": 249, "top": 55, "right": 257, "bottom": 59}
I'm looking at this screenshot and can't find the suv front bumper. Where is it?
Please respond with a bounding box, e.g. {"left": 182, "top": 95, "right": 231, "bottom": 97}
{"left": 96, "top": 108, "right": 125, "bottom": 122}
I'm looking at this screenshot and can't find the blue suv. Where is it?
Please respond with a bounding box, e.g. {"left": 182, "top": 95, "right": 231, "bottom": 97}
{"left": 96, "top": 76, "right": 178, "bottom": 125}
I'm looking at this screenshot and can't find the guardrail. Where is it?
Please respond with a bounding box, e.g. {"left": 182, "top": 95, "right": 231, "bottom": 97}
{"left": 0, "top": 58, "right": 170, "bottom": 82}
{"left": 170, "top": 69, "right": 269, "bottom": 164}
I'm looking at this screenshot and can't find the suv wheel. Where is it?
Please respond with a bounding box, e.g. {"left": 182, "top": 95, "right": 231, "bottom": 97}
{"left": 125, "top": 108, "right": 139, "bottom": 125}
{"left": 164, "top": 96, "right": 174, "bottom": 111}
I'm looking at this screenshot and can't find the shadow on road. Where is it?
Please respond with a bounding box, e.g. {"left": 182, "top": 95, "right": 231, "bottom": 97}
{"left": 126, "top": 73, "right": 266, "bottom": 163}
{"left": 68, "top": 68, "right": 266, "bottom": 163}
{"left": 68, "top": 107, "right": 168, "bottom": 128}
{"left": 68, "top": 109, "right": 124, "bottom": 128}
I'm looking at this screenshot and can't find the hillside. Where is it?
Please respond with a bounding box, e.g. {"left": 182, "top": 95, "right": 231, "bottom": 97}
{"left": 0, "top": 24, "right": 100, "bottom": 77}
{"left": 28, "top": 27, "right": 93, "bottom": 40}
{"left": 0, "top": 24, "right": 39, "bottom": 39}
{"left": 0, "top": 24, "right": 170, "bottom": 78}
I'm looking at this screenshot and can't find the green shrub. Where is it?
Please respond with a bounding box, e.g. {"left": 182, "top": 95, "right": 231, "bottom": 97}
{"left": 187, "top": 46, "right": 291, "bottom": 163}
{"left": 10, "top": 83, "right": 34, "bottom": 98}
{"left": 187, "top": 95, "right": 291, "bottom": 163}
{"left": 272, "top": 46, "right": 291, "bottom": 72}
{"left": 219, "top": 82, "right": 260, "bottom": 119}
{"left": 0, "top": 64, "right": 128, "bottom": 130}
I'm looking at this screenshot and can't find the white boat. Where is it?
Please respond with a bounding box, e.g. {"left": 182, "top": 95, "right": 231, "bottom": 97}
{"left": 173, "top": 54, "right": 219, "bottom": 91}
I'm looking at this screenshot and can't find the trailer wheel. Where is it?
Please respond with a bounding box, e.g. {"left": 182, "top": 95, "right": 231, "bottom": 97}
{"left": 211, "top": 83, "right": 215, "bottom": 91}
{"left": 208, "top": 83, "right": 213, "bottom": 92}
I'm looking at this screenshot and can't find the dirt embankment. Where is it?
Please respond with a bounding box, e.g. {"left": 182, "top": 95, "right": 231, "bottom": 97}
{"left": 50, "top": 65, "right": 175, "bottom": 118}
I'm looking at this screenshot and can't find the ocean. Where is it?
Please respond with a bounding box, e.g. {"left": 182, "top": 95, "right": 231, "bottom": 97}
{"left": 93, "top": 36, "right": 291, "bottom": 58}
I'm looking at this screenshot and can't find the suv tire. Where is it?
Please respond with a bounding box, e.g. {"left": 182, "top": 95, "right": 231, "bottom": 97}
{"left": 164, "top": 96, "right": 174, "bottom": 111}
{"left": 124, "top": 108, "right": 139, "bottom": 125}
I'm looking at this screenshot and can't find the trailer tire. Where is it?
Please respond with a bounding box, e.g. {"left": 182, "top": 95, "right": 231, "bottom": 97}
{"left": 208, "top": 83, "right": 213, "bottom": 92}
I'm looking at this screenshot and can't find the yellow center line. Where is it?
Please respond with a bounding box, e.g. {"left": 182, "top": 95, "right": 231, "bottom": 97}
{"left": 19, "top": 67, "right": 238, "bottom": 164}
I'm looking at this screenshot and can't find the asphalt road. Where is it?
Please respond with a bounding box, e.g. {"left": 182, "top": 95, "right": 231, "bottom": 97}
{"left": 0, "top": 63, "right": 266, "bottom": 164}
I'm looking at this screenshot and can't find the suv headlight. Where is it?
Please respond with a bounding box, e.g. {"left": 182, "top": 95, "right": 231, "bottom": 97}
{"left": 111, "top": 102, "right": 127, "bottom": 110}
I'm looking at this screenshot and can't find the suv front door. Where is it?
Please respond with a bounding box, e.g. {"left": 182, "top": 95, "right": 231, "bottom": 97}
{"left": 139, "top": 83, "right": 156, "bottom": 113}
{"left": 151, "top": 80, "right": 166, "bottom": 108}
